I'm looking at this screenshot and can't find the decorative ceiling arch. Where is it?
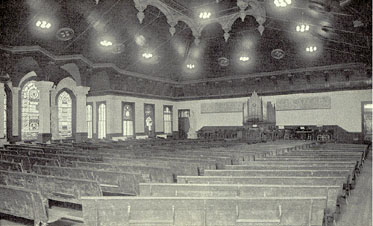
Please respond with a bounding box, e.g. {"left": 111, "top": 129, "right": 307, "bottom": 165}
{"left": 133, "top": 0, "right": 266, "bottom": 45}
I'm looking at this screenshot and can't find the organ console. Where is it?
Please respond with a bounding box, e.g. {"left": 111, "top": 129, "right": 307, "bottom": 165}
{"left": 242, "top": 91, "right": 277, "bottom": 143}
{"left": 197, "top": 92, "right": 277, "bottom": 143}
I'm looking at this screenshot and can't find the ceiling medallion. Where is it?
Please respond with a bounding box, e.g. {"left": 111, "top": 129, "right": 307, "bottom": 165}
{"left": 218, "top": 57, "right": 229, "bottom": 67}
{"left": 271, "top": 49, "right": 285, "bottom": 59}
{"left": 56, "top": 27, "right": 74, "bottom": 41}
{"left": 316, "top": 21, "right": 335, "bottom": 38}
{"left": 111, "top": 43, "right": 125, "bottom": 54}
{"left": 308, "top": 0, "right": 328, "bottom": 14}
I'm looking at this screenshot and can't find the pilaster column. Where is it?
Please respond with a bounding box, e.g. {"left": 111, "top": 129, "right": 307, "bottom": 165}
{"left": 0, "top": 83, "right": 5, "bottom": 139}
{"left": 35, "top": 81, "right": 54, "bottom": 143}
{"left": 50, "top": 89, "right": 59, "bottom": 140}
{"left": 75, "top": 86, "right": 90, "bottom": 142}
{"left": 9, "top": 84, "right": 20, "bottom": 138}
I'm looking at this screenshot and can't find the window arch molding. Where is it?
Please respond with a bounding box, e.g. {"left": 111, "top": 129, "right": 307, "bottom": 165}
{"left": 17, "top": 71, "right": 39, "bottom": 89}
{"left": 55, "top": 88, "right": 76, "bottom": 139}
{"left": 55, "top": 77, "right": 78, "bottom": 96}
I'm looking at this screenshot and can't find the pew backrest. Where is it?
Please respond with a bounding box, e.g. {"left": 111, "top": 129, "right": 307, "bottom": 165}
{"left": 0, "top": 170, "right": 102, "bottom": 204}
{"left": 74, "top": 161, "right": 174, "bottom": 183}
{"left": 177, "top": 175, "right": 347, "bottom": 187}
{"left": 0, "top": 185, "right": 48, "bottom": 225}
{"left": 81, "top": 196, "right": 326, "bottom": 226}
{"left": 33, "top": 165, "right": 149, "bottom": 195}
{"left": 0, "top": 160, "right": 23, "bottom": 172}
{"left": 139, "top": 183, "right": 341, "bottom": 214}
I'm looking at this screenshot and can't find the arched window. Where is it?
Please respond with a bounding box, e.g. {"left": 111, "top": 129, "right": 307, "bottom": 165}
{"left": 98, "top": 103, "right": 106, "bottom": 139}
{"left": 86, "top": 104, "right": 93, "bottom": 139}
{"left": 122, "top": 103, "right": 134, "bottom": 137}
{"left": 163, "top": 106, "right": 172, "bottom": 134}
{"left": 57, "top": 91, "right": 72, "bottom": 139}
{"left": 21, "top": 80, "right": 40, "bottom": 140}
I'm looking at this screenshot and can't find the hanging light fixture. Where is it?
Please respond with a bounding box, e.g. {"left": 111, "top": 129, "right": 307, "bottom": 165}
{"left": 274, "top": 0, "right": 291, "bottom": 8}
{"left": 186, "top": 63, "right": 195, "bottom": 69}
{"left": 306, "top": 46, "right": 318, "bottom": 52}
{"left": 296, "top": 24, "right": 310, "bottom": 32}
{"left": 35, "top": 20, "right": 52, "bottom": 29}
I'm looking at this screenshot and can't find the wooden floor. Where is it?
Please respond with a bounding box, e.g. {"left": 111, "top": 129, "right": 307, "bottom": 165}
{"left": 337, "top": 150, "right": 372, "bottom": 226}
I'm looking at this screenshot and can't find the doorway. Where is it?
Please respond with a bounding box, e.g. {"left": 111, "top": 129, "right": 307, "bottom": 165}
{"left": 178, "top": 109, "right": 190, "bottom": 139}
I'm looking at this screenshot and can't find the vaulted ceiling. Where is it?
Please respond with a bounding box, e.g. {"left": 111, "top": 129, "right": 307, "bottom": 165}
{"left": 0, "top": 0, "right": 371, "bottom": 83}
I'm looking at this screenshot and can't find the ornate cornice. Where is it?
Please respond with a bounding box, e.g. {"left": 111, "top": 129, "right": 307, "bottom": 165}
{"left": 0, "top": 45, "right": 370, "bottom": 99}
{"left": 0, "top": 44, "right": 178, "bottom": 84}
{"left": 133, "top": 0, "right": 266, "bottom": 44}
{"left": 179, "top": 62, "right": 368, "bottom": 84}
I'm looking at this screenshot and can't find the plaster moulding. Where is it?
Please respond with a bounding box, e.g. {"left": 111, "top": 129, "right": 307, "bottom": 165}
{"left": 133, "top": 0, "right": 266, "bottom": 45}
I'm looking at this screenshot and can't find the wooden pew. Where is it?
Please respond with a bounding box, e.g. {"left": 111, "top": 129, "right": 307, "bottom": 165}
{"left": 103, "top": 157, "right": 204, "bottom": 176}
{"left": 245, "top": 160, "right": 359, "bottom": 174}
{"left": 74, "top": 161, "right": 174, "bottom": 183}
{"left": 32, "top": 165, "right": 149, "bottom": 195}
{"left": 0, "top": 160, "right": 23, "bottom": 172}
{"left": 242, "top": 160, "right": 357, "bottom": 167}
{"left": 139, "top": 183, "right": 341, "bottom": 216}
{"left": 313, "top": 144, "right": 369, "bottom": 159}
{"left": 0, "top": 170, "right": 102, "bottom": 204}
{"left": 224, "top": 165, "right": 357, "bottom": 187}
{"left": 0, "top": 185, "right": 48, "bottom": 226}
{"left": 0, "top": 149, "right": 103, "bottom": 165}
{"left": 275, "top": 152, "right": 364, "bottom": 166}
{"left": 107, "top": 155, "right": 220, "bottom": 174}
{"left": 284, "top": 150, "right": 364, "bottom": 156}
{"left": 256, "top": 156, "right": 362, "bottom": 167}
{"left": 4, "top": 144, "right": 104, "bottom": 158}
{"left": 0, "top": 154, "right": 60, "bottom": 171}
{"left": 225, "top": 164, "right": 356, "bottom": 171}
{"left": 81, "top": 196, "right": 326, "bottom": 226}
{"left": 203, "top": 169, "right": 353, "bottom": 187}
{"left": 113, "top": 152, "right": 230, "bottom": 170}
{"left": 204, "top": 169, "right": 351, "bottom": 177}
{"left": 177, "top": 175, "right": 347, "bottom": 187}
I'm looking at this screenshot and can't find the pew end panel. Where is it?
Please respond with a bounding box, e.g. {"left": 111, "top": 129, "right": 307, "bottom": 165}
{"left": 0, "top": 185, "right": 48, "bottom": 226}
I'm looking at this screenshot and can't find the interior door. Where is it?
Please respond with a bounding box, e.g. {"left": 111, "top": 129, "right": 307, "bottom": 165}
{"left": 178, "top": 109, "right": 190, "bottom": 139}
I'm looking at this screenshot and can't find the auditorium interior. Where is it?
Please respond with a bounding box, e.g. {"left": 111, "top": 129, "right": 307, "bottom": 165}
{"left": 0, "top": 0, "right": 372, "bottom": 225}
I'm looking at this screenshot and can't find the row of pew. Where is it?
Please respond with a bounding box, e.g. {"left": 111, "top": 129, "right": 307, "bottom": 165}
{"left": 81, "top": 142, "right": 369, "bottom": 226}
{"left": 0, "top": 139, "right": 310, "bottom": 225}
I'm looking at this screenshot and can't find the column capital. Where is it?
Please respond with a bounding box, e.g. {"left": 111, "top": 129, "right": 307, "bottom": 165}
{"left": 35, "top": 81, "right": 54, "bottom": 91}
{"left": 11, "top": 86, "right": 20, "bottom": 92}
{"left": 75, "top": 86, "right": 90, "bottom": 96}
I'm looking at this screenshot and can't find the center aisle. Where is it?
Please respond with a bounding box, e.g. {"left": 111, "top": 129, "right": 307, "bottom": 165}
{"left": 336, "top": 150, "right": 372, "bottom": 226}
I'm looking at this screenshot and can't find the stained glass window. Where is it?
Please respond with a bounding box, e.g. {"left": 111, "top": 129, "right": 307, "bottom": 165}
{"left": 144, "top": 104, "right": 154, "bottom": 136}
{"left": 21, "top": 80, "right": 40, "bottom": 140}
{"left": 57, "top": 91, "right": 72, "bottom": 139}
{"left": 123, "top": 103, "right": 134, "bottom": 137}
{"left": 86, "top": 104, "right": 93, "bottom": 139}
{"left": 163, "top": 106, "right": 172, "bottom": 134}
{"left": 98, "top": 103, "right": 106, "bottom": 139}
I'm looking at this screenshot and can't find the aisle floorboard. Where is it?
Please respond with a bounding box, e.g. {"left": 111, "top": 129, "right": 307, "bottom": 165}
{"left": 337, "top": 151, "right": 372, "bottom": 226}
